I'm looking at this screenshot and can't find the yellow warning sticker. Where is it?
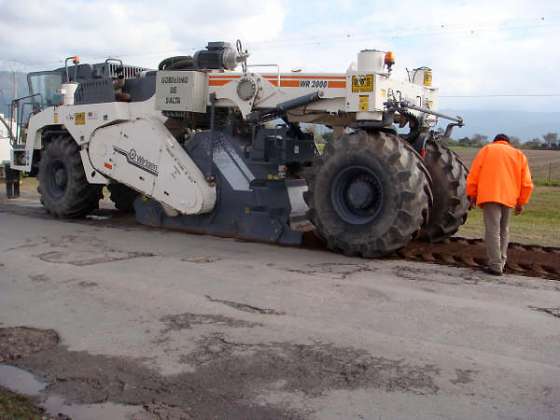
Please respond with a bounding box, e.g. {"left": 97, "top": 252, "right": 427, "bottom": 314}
{"left": 74, "top": 112, "right": 86, "bottom": 125}
{"left": 423, "top": 71, "right": 432, "bottom": 87}
{"left": 359, "top": 95, "right": 369, "bottom": 111}
{"left": 53, "top": 113, "right": 59, "bottom": 124}
{"left": 352, "top": 74, "right": 374, "bottom": 93}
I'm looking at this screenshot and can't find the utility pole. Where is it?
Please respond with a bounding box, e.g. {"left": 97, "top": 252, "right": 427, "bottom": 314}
{"left": 12, "top": 70, "right": 16, "bottom": 99}
{"left": 12, "top": 70, "right": 16, "bottom": 115}
{"left": 11, "top": 69, "right": 17, "bottom": 142}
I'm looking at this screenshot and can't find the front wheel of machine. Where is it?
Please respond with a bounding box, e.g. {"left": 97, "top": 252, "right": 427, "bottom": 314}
{"left": 418, "top": 140, "right": 469, "bottom": 242}
{"left": 304, "top": 130, "right": 431, "bottom": 257}
{"left": 38, "top": 135, "right": 102, "bottom": 218}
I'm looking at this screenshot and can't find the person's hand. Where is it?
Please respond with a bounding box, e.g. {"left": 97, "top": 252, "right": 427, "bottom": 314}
{"left": 468, "top": 196, "right": 477, "bottom": 210}
{"left": 515, "top": 204, "right": 523, "bottom": 215}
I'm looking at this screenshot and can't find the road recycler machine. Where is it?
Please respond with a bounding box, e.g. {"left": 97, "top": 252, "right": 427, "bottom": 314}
{"left": 3, "top": 41, "right": 469, "bottom": 257}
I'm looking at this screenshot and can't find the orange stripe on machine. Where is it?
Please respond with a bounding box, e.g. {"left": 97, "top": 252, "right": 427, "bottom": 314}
{"left": 209, "top": 76, "right": 346, "bottom": 89}
{"left": 208, "top": 79, "right": 232, "bottom": 86}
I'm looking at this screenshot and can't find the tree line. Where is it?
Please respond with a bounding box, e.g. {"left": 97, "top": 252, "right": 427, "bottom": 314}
{"left": 308, "top": 126, "right": 559, "bottom": 151}
{"left": 449, "top": 132, "right": 560, "bottom": 150}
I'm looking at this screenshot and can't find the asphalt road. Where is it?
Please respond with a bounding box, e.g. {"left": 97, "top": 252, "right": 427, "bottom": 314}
{"left": 0, "top": 198, "right": 559, "bottom": 419}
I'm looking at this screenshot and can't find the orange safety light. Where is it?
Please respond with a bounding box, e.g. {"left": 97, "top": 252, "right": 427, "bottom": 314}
{"left": 384, "top": 51, "right": 395, "bottom": 66}
{"left": 72, "top": 56, "right": 80, "bottom": 64}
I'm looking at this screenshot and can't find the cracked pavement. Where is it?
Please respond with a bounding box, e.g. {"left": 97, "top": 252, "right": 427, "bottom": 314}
{"left": 0, "top": 201, "right": 559, "bottom": 419}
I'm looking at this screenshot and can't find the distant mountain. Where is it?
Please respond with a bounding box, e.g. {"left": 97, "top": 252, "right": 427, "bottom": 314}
{"left": 439, "top": 109, "right": 560, "bottom": 142}
{"left": 0, "top": 71, "right": 29, "bottom": 117}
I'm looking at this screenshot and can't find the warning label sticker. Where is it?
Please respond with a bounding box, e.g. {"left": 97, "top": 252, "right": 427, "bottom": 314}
{"left": 74, "top": 112, "right": 86, "bottom": 125}
{"left": 359, "top": 95, "right": 369, "bottom": 111}
{"left": 352, "top": 74, "right": 374, "bottom": 93}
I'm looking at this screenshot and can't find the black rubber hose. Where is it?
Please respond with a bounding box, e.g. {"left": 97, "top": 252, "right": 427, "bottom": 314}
{"left": 158, "top": 56, "right": 195, "bottom": 71}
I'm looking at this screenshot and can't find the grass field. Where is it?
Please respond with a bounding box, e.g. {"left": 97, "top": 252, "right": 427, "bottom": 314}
{"left": 456, "top": 186, "right": 560, "bottom": 246}
{"left": 451, "top": 146, "right": 560, "bottom": 186}
{"left": 453, "top": 147, "right": 560, "bottom": 247}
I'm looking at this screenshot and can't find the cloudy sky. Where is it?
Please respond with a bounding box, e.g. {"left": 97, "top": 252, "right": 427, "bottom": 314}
{"left": 0, "top": 0, "right": 559, "bottom": 112}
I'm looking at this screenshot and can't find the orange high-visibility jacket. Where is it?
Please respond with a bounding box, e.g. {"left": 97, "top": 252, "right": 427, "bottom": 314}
{"left": 466, "top": 140, "right": 533, "bottom": 208}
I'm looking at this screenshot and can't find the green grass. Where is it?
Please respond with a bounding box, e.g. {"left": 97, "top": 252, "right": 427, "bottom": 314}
{"left": 458, "top": 185, "right": 560, "bottom": 247}
{"left": 0, "top": 387, "right": 44, "bottom": 419}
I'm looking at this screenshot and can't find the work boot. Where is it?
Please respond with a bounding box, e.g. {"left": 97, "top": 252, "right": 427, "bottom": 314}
{"left": 483, "top": 266, "right": 503, "bottom": 276}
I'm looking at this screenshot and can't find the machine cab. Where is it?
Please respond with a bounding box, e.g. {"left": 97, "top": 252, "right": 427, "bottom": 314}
{"left": 27, "top": 71, "right": 64, "bottom": 110}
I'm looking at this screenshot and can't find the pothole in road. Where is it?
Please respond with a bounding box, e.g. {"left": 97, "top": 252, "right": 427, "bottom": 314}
{"left": 182, "top": 256, "right": 222, "bottom": 264}
{"left": 529, "top": 306, "right": 560, "bottom": 318}
{"left": 273, "top": 262, "right": 376, "bottom": 280}
{"left": 35, "top": 250, "right": 155, "bottom": 266}
{"left": 0, "top": 327, "right": 59, "bottom": 363}
{"left": 206, "top": 295, "right": 286, "bottom": 315}
{"left": 8, "top": 234, "right": 156, "bottom": 266}
{"left": 393, "top": 265, "right": 482, "bottom": 285}
{"left": 450, "top": 368, "right": 478, "bottom": 385}
{"left": 29, "top": 274, "right": 50, "bottom": 283}
{"left": 181, "top": 333, "right": 441, "bottom": 397}
{"left": 2, "top": 326, "right": 442, "bottom": 419}
{"left": 0, "top": 369, "right": 144, "bottom": 420}
{"left": 0, "top": 364, "right": 46, "bottom": 395}
{"left": 160, "top": 312, "right": 263, "bottom": 332}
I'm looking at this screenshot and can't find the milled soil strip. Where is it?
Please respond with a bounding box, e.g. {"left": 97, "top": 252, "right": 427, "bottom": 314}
{"left": 398, "top": 237, "right": 560, "bottom": 280}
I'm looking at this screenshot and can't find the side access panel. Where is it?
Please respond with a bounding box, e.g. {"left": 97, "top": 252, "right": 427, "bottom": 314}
{"left": 88, "top": 118, "right": 216, "bottom": 215}
{"left": 134, "top": 130, "right": 304, "bottom": 246}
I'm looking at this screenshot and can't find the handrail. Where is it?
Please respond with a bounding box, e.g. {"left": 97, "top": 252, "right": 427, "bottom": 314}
{"left": 246, "top": 64, "right": 281, "bottom": 86}
{"left": 104, "top": 58, "right": 124, "bottom": 77}
{"left": 0, "top": 113, "right": 15, "bottom": 144}
{"left": 64, "top": 56, "right": 80, "bottom": 82}
{"left": 10, "top": 93, "right": 43, "bottom": 147}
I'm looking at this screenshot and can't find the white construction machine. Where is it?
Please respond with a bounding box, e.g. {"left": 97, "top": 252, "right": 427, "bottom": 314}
{"left": 5, "top": 41, "right": 468, "bottom": 256}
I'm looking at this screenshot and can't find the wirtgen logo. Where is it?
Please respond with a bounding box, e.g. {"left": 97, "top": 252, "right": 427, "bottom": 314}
{"left": 114, "top": 147, "right": 159, "bottom": 176}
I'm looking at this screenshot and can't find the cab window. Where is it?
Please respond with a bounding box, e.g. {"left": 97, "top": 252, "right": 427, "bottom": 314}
{"left": 27, "top": 71, "right": 63, "bottom": 109}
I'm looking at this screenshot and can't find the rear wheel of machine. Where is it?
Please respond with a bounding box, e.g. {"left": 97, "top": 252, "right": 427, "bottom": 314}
{"left": 107, "top": 183, "right": 139, "bottom": 212}
{"left": 304, "top": 130, "right": 431, "bottom": 257}
{"left": 418, "top": 140, "right": 469, "bottom": 242}
{"left": 38, "top": 135, "right": 102, "bottom": 218}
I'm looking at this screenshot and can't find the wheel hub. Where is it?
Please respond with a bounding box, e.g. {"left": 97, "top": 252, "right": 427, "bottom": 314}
{"left": 346, "top": 179, "right": 374, "bottom": 209}
{"left": 46, "top": 160, "right": 68, "bottom": 199}
{"left": 54, "top": 168, "right": 67, "bottom": 189}
{"left": 331, "top": 166, "right": 384, "bottom": 225}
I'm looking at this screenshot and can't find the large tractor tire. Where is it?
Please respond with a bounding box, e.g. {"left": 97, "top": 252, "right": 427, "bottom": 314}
{"left": 418, "top": 139, "right": 469, "bottom": 242}
{"left": 38, "top": 135, "right": 102, "bottom": 218}
{"left": 107, "top": 183, "right": 139, "bottom": 212}
{"left": 304, "top": 130, "right": 431, "bottom": 257}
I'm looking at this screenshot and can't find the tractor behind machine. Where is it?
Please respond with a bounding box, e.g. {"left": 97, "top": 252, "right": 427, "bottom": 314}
{"left": 5, "top": 41, "right": 469, "bottom": 257}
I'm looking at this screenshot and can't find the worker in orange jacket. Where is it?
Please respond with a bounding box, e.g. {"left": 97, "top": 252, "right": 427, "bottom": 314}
{"left": 466, "top": 134, "right": 533, "bottom": 275}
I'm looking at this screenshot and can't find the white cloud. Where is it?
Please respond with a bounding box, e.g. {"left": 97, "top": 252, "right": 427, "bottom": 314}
{"left": 246, "top": 0, "right": 560, "bottom": 111}
{"left": 0, "top": 0, "right": 558, "bottom": 111}
{"left": 0, "top": 0, "right": 287, "bottom": 68}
